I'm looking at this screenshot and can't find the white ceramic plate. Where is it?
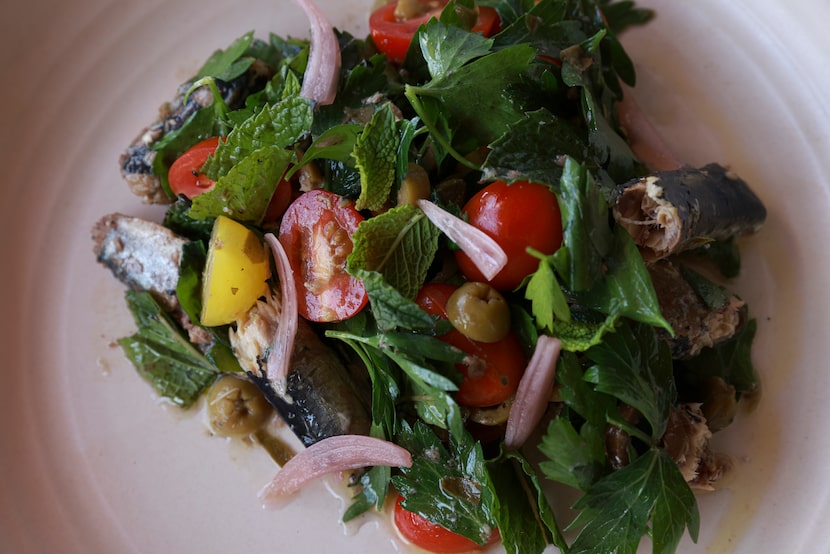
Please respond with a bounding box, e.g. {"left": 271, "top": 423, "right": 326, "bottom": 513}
{"left": 2, "top": 0, "right": 829, "bottom": 552}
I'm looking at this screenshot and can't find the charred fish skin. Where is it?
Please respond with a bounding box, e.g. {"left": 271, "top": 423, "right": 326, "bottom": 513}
{"left": 92, "top": 213, "right": 187, "bottom": 312}
{"left": 120, "top": 60, "right": 275, "bottom": 204}
{"left": 248, "top": 320, "right": 371, "bottom": 447}
{"left": 613, "top": 163, "right": 767, "bottom": 261}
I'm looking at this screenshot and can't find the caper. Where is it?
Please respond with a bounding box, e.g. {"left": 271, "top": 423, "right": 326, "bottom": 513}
{"left": 206, "top": 374, "right": 272, "bottom": 437}
{"left": 397, "top": 163, "right": 431, "bottom": 206}
{"left": 446, "top": 281, "right": 510, "bottom": 343}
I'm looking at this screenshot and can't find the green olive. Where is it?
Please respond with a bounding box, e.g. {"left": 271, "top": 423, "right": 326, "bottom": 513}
{"left": 397, "top": 163, "right": 431, "bottom": 206}
{"left": 446, "top": 281, "right": 510, "bottom": 343}
{"left": 206, "top": 374, "right": 272, "bottom": 437}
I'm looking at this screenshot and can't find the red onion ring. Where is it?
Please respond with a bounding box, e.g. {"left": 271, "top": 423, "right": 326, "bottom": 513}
{"left": 260, "top": 435, "right": 413, "bottom": 499}
{"left": 416, "top": 199, "right": 507, "bottom": 281}
{"left": 264, "top": 233, "right": 299, "bottom": 392}
{"left": 294, "top": 0, "right": 341, "bottom": 106}
{"left": 504, "top": 335, "right": 562, "bottom": 449}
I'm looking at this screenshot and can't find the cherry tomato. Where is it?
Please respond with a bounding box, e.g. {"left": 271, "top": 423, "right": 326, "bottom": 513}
{"left": 369, "top": 1, "right": 501, "bottom": 63}
{"left": 455, "top": 180, "right": 563, "bottom": 291}
{"left": 278, "top": 190, "right": 368, "bottom": 322}
{"left": 416, "top": 283, "right": 526, "bottom": 407}
{"left": 394, "top": 495, "right": 500, "bottom": 553}
{"left": 262, "top": 175, "right": 295, "bottom": 224}
{"left": 167, "top": 137, "right": 220, "bottom": 198}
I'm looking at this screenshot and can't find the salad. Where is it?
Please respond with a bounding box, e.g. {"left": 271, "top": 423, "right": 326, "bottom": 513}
{"left": 92, "top": 0, "right": 767, "bottom": 552}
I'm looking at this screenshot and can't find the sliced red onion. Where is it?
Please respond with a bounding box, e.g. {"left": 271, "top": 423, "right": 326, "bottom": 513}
{"left": 264, "top": 233, "right": 298, "bottom": 393}
{"left": 617, "top": 88, "right": 682, "bottom": 171}
{"left": 260, "top": 435, "right": 413, "bottom": 499}
{"left": 504, "top": 335, "right": 562, "bottom": 449}
{"left": 416, "top": 199, "right": 507, "bottom": 281}
{"left": 294, "top": 0, "right": 341, "bottom": 106}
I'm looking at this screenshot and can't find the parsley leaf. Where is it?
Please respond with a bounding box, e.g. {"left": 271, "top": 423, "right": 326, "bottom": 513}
{"left": 347, "top": 204, "right": 441, "bottom": 300}
{"left": 569, "top": 448, "right": 699, "bottom": 554}
{"left": 585, "top": 323, "right": 675, "bottom": 440}
{"left": 393, "top": 422, "right": 498, "bottom": 546}
{"left": 194, "top": 31, "right": 256, "bottom": 81}
{"left": 419, "top": 18, "right": 494, "bottom": 79}
{"left": 539, "top": 416, "right": 607, "bottom": 491}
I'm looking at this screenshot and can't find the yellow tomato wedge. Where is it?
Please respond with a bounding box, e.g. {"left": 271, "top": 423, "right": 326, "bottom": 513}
{"left": 200, "top": 215, "right": 271, "bottom": 327}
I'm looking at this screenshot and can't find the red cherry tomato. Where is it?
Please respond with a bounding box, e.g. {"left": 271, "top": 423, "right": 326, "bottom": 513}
{"left": 416, "top": 283, "right": 526, "bottom": 407}
{"left": 278, "top": 190, "right": 368, "bottom": 322}
{"left": 167, "top": 137, "right": 220, "bottom": 198}
{"left": 455, "top": 180, "right": 563, "bottom": 291}
{"left": 394, "top": 495, "right": 500, "bottom": 553}
{"left": 369, "top": 1, "right": 501, "bottom": 63}
{"left": 262, "top": 176, "right": 295, "bottom": 224}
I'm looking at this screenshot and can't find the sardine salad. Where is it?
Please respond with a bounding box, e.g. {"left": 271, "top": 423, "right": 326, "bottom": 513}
{"left": 92, "top": 0, "right": 767, "bottom": 552}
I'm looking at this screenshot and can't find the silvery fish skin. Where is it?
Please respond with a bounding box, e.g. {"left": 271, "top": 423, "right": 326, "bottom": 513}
{"left": 92, "top": 213, "right": 187, "bottom": 311}
{"left": 120, "top": 60, "right": 274, "bottom": 204}
{"left": 613, "top": 163, "right": 767, "bottom": 261}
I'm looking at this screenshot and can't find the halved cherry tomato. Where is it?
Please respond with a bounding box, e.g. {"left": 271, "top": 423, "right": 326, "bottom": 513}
{"left": 455, "top": 180, "right": 563, "bottom": 291}
{"left": 416, "top": 283, "right": 525, "bottom": 407}
{"left": 262, "top": 175, "right": 295, "bottom": 224}
{"left": 369, "top": 1, "right": 501, "bottom": 63}
{"left": 278, "top": 190, "right": 368, "bottom": 322}
{"left": 394, "top": 494, "right": 500, "bottom": 553}
{"left": 167, "top": 137, "right": 220, "bottom": 198}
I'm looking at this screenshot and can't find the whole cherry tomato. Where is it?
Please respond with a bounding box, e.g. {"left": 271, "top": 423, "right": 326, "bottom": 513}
{"left": 167, "top": 137, "right": 220, "bottom": 198}
{"left": 278, "top": 190, "right": 368, "bottom": 322}
{"left": 455, "top": 180, "right": 563, "bottom": 291}
{"left": 393, "top": 494, "right": 500, "bottom": 553}
{"left": 416, "top": 283, "right": 525, "bottom": 407}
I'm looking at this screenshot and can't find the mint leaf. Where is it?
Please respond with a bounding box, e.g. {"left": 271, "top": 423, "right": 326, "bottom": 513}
{"left": 569, "top": 448, "right": 699, "bottom": 554}
{"left": 354, "top": 269, "right": 436, "bottom": 332}
{"left": 118, "top": 291, "right": 218, "bottom": 408}
{"left": 347, "top": 204, "right": 440, "bottom": 300}
{"left": 353, "top": 104, "right": 400, "bottom": 211}
{"left": 202, "top": 91, "right": 312, "bottom": 179}
{"left": 538, "top": 417, "right": 607, "bottom": 491}
{"left": 585, "top": 323, "right": 675, "bottom": 440}
{"left": 176, "top": 241, "right": 207, "bottom": 326}
{"left": 393, "top": 422, "right": 497, "bottom": 546}
{"left": 419, "top": 18, "right": 493, "bottom": 80}
{"left": 190, "top": 145, "right": 293, "bottom": 223}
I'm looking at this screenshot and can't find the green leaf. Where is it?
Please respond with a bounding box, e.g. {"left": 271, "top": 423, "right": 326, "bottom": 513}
{"left": 569, "top": 449, "right": 699, "bottom": 554}
{"left": 538, "top": 417, "right": 606, "bottom": 491}
{"left": 347, "top": 204, "right": 441, "bottom": 300}
{"left": 202, "top": 91, "right": 312, "bottom": 179}
{"left": 354, "top": 270, "right": 437, "bottom": 332}
{"left": 551, "top": 311, "right": 618, "bottom": 352}
{"left": 393, "top": 422, "right": 497, "bottom": 546}
{"left": 118, "top": 291, "right": 218, "bottom": 408}
{"left": 297, "top": 123, "right": 363, "bottom": 168}
{"left": 353, "top": 104, "right": 400, "bottom": 211}
{"left": 406, "top": 43, "right": 536, "bottom": 153}
{"left": 556, "top": 350, "right": 616, "bottom": 427}
{"left": 163, "top": 198, "right": 214, "bottom": 242}
{"left": 525, "top": 256, "right": 571, "bottom": 333}
{"left": 344, "top": 464, "right": 392, "bottom": 522}
{"left": 419, "top": 18, "right": 494, "bottom": 80}
{"left": 678, "top": 263, "right": 731, "bottom": 310}
{"left": 487, "top": 451, "right": 568, "bottom": 554}
{"left": 585, "top": 323, "right": 675, "bottom": 440}
{"left": 677, "top": 319, "right": 759, "bottom": 395}
{"left": 580, "top": 225, "right": 672, "bottom": 333}
{"left": 189, "top": 145, "right": 293, "bottom": 223}
{"left": 194, "top": 31, "right": 256, "bottom": 81}
{"left": 483, "top": 109, "right": 591, "bottom": 188}
{"left": 553, "top": 157, "right": 614, "bottom": 292}
{"left": 175, "top": 241, "right": 207, "bottom": 326}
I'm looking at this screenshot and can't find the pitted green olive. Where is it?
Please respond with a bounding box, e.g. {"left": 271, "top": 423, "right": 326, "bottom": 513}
{"left": 446, "top": 281, "right": 510, "bottom": 343}
{"left": 206, "top": 374, "right": 272, "bottom": 437}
